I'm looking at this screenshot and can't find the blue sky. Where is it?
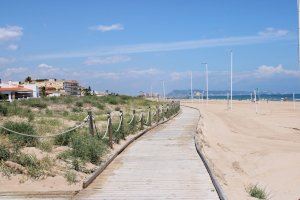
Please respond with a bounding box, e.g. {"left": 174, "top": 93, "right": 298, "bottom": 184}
{"left": 0, "top": 0, "right": 299, "bottom": 94}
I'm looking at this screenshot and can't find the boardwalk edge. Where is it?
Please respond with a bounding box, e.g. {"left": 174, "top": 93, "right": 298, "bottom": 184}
{"left": 0, "top": 191, "right": 78, "bottom": 199}
{"left": 181, "top": 105, "right": 228, "bottom": 200}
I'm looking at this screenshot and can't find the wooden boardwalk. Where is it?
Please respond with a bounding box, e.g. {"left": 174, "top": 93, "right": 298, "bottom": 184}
{"left": 75, "top": 107, "right": 218, "bottom": 200}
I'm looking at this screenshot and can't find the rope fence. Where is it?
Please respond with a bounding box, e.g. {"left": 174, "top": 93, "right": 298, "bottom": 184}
{"left": 0, "top": 116, "right": 89, "bottom": 138}
{"left": 0, "top": 101, "right": 180, "bottom": 149}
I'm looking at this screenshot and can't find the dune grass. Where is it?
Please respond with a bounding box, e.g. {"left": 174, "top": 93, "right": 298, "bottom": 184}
{"left": 0, "top": 94, "right": 175, "bottom": 183}
{"left": 247, "top": 184, "right": 269, "bottom": 199}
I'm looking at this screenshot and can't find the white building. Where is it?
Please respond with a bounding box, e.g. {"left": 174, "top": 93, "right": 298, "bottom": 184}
{"left": 0, "top": 81, "right": 39, "bottom": 102}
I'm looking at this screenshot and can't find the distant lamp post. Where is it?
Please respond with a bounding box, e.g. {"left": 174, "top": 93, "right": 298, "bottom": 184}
{"left": 190, "top": 71, "right": 193, "bottom": 102}
{"left": 162, "top": 80, "right": 166, "bottom": 100}
{"left": 230, "top": 50, "right": 233, "bottom": 110}
{"left": 201, "top": 63, "right": 209, "bottom": 104}
{"left": 298, "top": 0, "right": 300, "bottom": 69}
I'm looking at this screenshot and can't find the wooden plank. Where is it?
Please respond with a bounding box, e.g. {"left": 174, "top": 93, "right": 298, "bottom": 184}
{"left": 75, "top": 107, "right": 218, "bottom": 200}
{"left": 83, "top": 112, "right": 180, "bottom": 188}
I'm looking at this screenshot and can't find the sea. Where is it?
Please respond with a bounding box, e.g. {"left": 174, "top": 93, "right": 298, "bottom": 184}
{"left": 191, "top": 94, "right": 300, "bottom": 101}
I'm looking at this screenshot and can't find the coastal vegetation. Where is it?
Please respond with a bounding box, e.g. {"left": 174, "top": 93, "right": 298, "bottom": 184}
{"left": 247, "top": 184, "right": 268, "bottom": 199}
{"left": 0, "top": 94, "right": 177, "bottom": 185}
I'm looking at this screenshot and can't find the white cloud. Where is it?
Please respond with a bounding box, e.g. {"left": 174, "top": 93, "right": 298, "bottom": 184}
{"left": 67, "top": 67, "right": 163, "bottom": 81}
{"left": 257, "top": 64, "right": 284, "bottom": 75}
{"left": 169, "top": 71, "right": 205, "bottom": 81}
{"left": 3, "top": 67, "right": 27, "bottom": 77}
{"left": 0, "top": 57, "right": 15, "bottom": 66}
{"left": 7, "top": 44, "right": 19, "bottom": 51}
{"left": 84, "top": 55, "right": 131, "bottom": 65}
{"left": 0, "top": 26, "right": 23, "bottom": 41}
{"left": 28, "top": 27, "right": 292, "bottom": 60}
{"left": 256, "top": 64, "right": 300, "bottom": 77}
{"left": 89, "top": 23, "right": 124, "bottom": 32}
{"left": 127, "top": 68, "right": 161, "bottom": 76}
{"left": 74, "top": 68, "right": 162, "bottom": 80}
{"left": 258, "top": 27, "right": 289, "bottom": 37}
{"left": 38, "top": 63, "right": 56, "bottom": 69}
{"left": 37, "top": 63, "right": 61, "bottom": 76}
{"left": 170, "top": 71, "right": 189, "bottom": 80}
{"left": 92, "top": 72, "right": 120, "bottom": 80}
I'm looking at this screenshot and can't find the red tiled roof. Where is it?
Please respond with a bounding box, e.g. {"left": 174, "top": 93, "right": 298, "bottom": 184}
{"left": 0, "top": 86, "right": 32, "bottom": 92}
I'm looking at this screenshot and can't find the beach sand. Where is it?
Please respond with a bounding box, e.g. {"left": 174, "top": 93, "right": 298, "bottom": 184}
{"left": 183, "top": 100, "right": 300, "bottom": 200}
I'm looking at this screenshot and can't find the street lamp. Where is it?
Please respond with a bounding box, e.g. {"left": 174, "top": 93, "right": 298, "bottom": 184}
{"left": 230, "top": 50, "right": 233, "bottom": 110}
{"left": 298, "top": 0, "right": 300, "bottom": 69}
{"left": 201, "top": 63, "right": 208, "bottom": 104}
{"left": 162, "top": 80, "right": 166, "bottom": 100}
{"left": 190, "top": 71, "right": 193, "bottom": 101}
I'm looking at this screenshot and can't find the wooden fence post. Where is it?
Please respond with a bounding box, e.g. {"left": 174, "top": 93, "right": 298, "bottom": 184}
{"left": 140, "top": 113, "right": 144, "bottom": 130}
{"left": 156, "top": 105, "right": 160, "bottom": 123}
{"left": 166, "top": 106, "right": 169, "bottom": 118}
{"left": 148, "top": 106, "right": 151, "bottom": 126}
{"left": 88, "top": 111, "right": 95, "bottom": 136}
{"left": 120, "top": 110, "right": 124, "bottom": 139}
{"left": 107, "top": 112, "right": 113, "bottom": 149}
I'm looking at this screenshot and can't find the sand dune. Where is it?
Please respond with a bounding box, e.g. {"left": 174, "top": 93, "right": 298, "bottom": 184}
{"left": 183, "top": 100, "right": 300, "bottom": 200}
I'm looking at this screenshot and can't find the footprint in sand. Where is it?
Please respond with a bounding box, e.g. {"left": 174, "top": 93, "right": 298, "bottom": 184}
{"left": 232, "top": 161, "right": 246, "bottom": 175}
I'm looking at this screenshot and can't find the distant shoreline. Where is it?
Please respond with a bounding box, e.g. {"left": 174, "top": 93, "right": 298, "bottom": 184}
{"left": 168, "top": 93, "right": 300, "bottom": 101}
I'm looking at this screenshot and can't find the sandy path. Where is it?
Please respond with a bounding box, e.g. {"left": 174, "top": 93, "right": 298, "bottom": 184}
{"left": 183, "top": 100, "right": 300, "bottom": 200}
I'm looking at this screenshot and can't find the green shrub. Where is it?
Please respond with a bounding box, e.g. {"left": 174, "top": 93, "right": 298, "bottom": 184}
{"left": 5, "top": 103, "right": 34, "bottom": 120}
{"left": 75, "top": 101, "right": 83, "bottom": 107}
{"left": 0, "top": 104, "right": 8, "bottom": 116}
{"left": 27, "top": 165, "right": 44, "bottom": 178}
{"left": 248, "top": 184, "right": 268, "bottom": 199}
{"left": 72, "top": 158, "right": 81, "bottom": 171}
{"left": 17, "top": 153, "right": 40, "bottom": 168}
{"left": 54, "top": 131, "right": 77, "bottom": 146}
{"left": 101, "top": 95, "right": 119, "bottom": 105}
{"left": 62, "top": 111, "right": 69, "bottom": 117}
{"left": 20, "top": 99, "right": 47, "bottom": 109}
{"left": 81, "top": 96, "right": 91, "bottom": 103}
{"left": 63, "top": 97, "right": 74, "bottom": 104}
{"left": 0, "top": 145, "right": 10, "bottom": 161}
{"left": 49, "top": 96, "right": 59, "bottom": 103}
{"left": 45, "top": 109, "right": 53, "bottom": 116}
{"left": 1, "top": 121, "right": 38, "bottom": 147}
{"left": 108, "top": 98, "right": 117, "bottom": 105}
{"left": 70, "top": 134, "right": 107, "bottom": 164}
{"left": 12, "top": 153, "right": 51, "bottom": 179}
{"left": 127, "top": 115, "right": 138, "bottom": 134}
{"left": 0, "top": 162, "right": 14, "bottom": 178}
{"left": 27, "top": 112, "right": 35, "bottom": 122}
{"left": 67, "top": 113, "right": 87, "bottom": 121}
{"left": 112, "top": 123, "right": 125, "bottom": 144}
{"left": 39, "top": 156, "right": 53, "bottom": 171}
{"left": 38, "top": 141, "right": 53, "bottom": 152}
{"left": 15, "top": 153, "right": 43, "bottom": 178}
{"left": 120, "top": 95, "right": 131, "bottom": 101}
{"left": 65, "top": 170, "right": 77, "bottom": 184}
{"left": 57, "top": 150, "right": 73, "bottom": 160}
{"left": 72, "top": 107, "right": 83, "bottom": 113}
{"left": 95, "top": 102, "right": 104, "bottom": 110}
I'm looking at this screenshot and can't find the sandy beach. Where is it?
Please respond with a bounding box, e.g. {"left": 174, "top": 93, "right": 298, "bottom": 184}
{"left": 183, "top": 100, "right": 300, "bottom": 200}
